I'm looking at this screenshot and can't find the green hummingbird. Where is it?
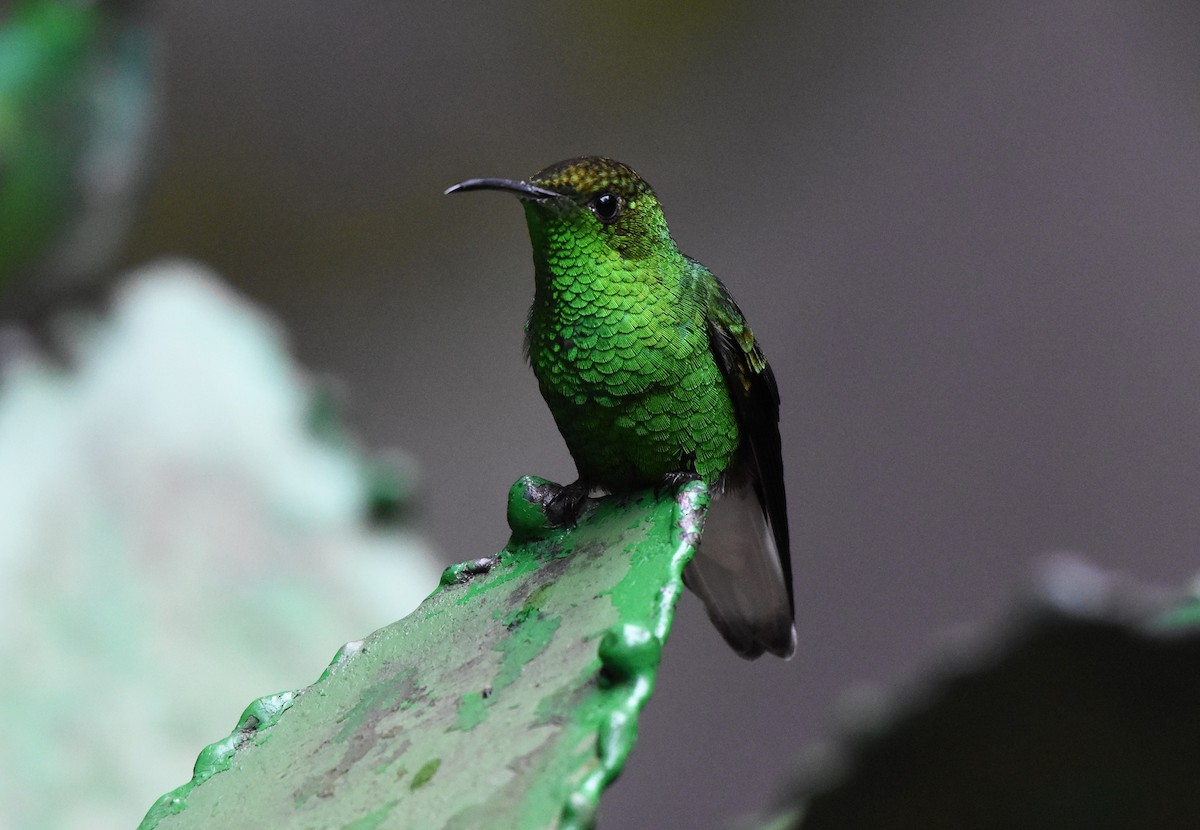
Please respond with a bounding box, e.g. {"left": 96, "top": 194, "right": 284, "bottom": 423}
{"left": 446, "top": 157, "right": 795, "bottom": 659}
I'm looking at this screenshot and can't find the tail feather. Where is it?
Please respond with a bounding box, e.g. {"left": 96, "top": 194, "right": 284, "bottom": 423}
{"left": 683, "top": 486, "right": 796, "bottom": 659}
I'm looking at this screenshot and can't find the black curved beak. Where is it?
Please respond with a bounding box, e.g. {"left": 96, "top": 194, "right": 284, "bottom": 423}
{"left": 444, "top": 178, "right": 560, "bottom": 200}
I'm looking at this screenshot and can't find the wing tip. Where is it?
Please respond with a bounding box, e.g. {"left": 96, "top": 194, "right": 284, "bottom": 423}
{"left": 683, "top": 487, "right": 796, "bottom": 660}
{"left": 725, "top": 620, "right": 797, "bottom": 661}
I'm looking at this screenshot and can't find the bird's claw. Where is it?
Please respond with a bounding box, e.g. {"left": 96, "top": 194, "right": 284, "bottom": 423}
{"left": 655, "top": 471, "right": 702, "bottom": 499}
{"left": 544, "top": 480, "right": 591, "bottom": 528}
{"left": 440, "top": 556, "right": 499, "bottom": 586}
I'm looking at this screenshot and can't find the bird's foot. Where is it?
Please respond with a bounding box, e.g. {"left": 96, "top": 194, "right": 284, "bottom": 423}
{"left": 544, "top": 479, "right": 592, "bottom": 528}
{"left": 671, "top": 479, "right": 710, "bottom": 549}
{"left": 439, "top": 556, "right": 498, "bottom": 586}
{"left": 507, "top": 476, "right": 593, "bottom": 539}
{"left": 655, "top": 471, "right": 702, "bottom": 499}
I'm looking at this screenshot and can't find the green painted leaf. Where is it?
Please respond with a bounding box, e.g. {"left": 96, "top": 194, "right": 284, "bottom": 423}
{"left": 139, "top": 477, "right": 708, "bottom": 830}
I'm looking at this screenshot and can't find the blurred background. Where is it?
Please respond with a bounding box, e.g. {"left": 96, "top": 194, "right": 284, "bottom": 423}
{"left": 5, "top": 1, "right": 1200, "bottom": 828}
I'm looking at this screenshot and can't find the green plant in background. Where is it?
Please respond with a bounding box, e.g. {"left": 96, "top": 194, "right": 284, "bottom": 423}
{"left": 0, "top": 264, "right": 440, "bottom": 830}
{"left": 0, "top": 0, "right": 156, "bottom": 303}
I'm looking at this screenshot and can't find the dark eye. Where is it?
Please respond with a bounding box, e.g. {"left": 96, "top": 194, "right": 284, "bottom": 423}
{"left": 590, "top": 191, "right": 621, "bottom": 224}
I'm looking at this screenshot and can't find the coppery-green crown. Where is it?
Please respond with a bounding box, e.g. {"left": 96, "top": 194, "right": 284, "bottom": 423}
{"left": 528, "top": 157, "right": 655, "bottom": 201}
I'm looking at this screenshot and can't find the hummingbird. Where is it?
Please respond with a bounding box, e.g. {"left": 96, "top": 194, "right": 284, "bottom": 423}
{"left": 446, "top": 157, "right": 794, "bottom": 659}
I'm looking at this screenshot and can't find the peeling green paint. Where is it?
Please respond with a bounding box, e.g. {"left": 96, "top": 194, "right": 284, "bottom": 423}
{"left": 438, "top": 557, "right": 498, "bottom": 589}
{"left": 316, "top": 639, "right": 365, "bottom": 684}
{"left": 409, "top": 758, "right": 441, "bottom": 791}
{"left": 495, "top": 605, "right": 562, "bottom": 691}
{"left": 139, "top": 477, "right": 708, "bottom": 830}
{"left": 598, "top": 624, "right": 662, "bottom": 684}
{"left": 344, "top": 799, "right": 400, "bottom": 830}
{"left": 452, "top": 691, "right": 489, "bottom": 731}
{"left": 138, "top": 691, "right": 297, "bottom": 830}
{"left": 506, "top": 475, "right": 563, "bottom": 541}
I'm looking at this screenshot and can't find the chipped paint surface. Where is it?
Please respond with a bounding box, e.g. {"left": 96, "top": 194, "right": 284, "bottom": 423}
{"left": 139, "top": 477, "right": 707, "bottom": 830}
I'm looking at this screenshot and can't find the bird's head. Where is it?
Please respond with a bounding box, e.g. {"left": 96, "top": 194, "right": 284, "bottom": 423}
{"left": 446, "top": 156, "right": 675, "bottom": 266}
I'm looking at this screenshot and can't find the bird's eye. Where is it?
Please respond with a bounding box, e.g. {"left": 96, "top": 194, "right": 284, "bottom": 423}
{"left": 590, "top": 191, "right": 621, "bottom": 224}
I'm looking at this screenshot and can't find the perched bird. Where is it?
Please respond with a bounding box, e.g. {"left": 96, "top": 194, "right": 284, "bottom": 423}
{"left": 446, "top": 157, "right": 794, "bottom": 659}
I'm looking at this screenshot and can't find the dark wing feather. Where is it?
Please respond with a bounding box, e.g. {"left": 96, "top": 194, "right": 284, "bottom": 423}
{"left": 706, "top": 297, "right": 795, "bottom": 618}
{"left": 673, "top": 260, "right": 795, "bottom": 658}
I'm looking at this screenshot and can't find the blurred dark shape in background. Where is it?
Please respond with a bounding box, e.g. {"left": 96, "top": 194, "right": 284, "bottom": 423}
{"left": 781, "top": 558, "right": 1200, "bottom": 829}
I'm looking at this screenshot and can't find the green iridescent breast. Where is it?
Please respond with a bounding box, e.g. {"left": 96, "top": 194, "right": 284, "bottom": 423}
{"left": 526, "top": 245, "right": 740, "bottom": 487}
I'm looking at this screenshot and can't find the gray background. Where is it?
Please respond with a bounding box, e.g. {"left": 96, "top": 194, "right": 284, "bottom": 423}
{"left": 126, "top": 2, "right": 1200, "bottom": 826}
